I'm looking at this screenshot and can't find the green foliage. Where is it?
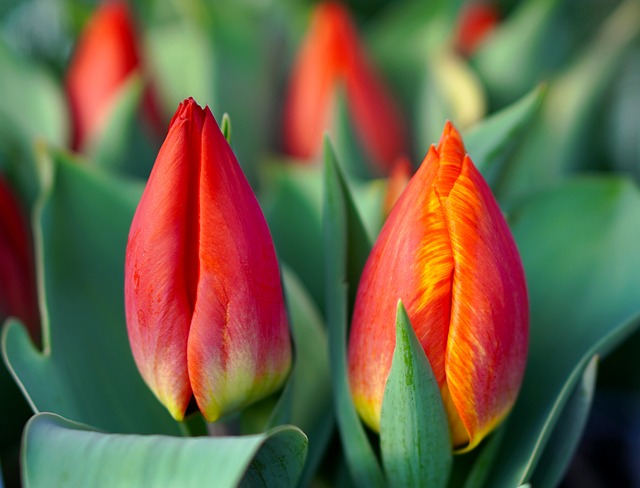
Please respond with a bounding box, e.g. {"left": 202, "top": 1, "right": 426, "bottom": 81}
{"left": 380, "top": 302, "right": 451, "bottom": 488}
{"left": 22, "top": 413, "right": 307, "bottom": 488}
{"left": 2, "top": 148, "right": 181, "bottom": 435}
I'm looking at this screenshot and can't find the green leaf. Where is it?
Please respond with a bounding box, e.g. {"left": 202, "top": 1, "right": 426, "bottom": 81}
{"left": 1, "top": 149, "right": 181, "bottom": 435}
{"left": 380, "top": 301, "right": 451, "bottom": 488}
{"left": 261, "top": 162, "right": 325, "bottom": 313}
{"left": 272, "top": 267, "right": 333, "bottom": 487}
{"left": 416, "top": 50, "right": 486, "bottom": 153}
{"left": 23, "top": 413, "right": 307, "bottom": 488}
{"left": 221, "top": 113, "right": 232, "bottom": 144}
{"left": 529, "top": 356, "right": 598, "bottom": 488}
{"left": 464, "top": 85, "right": 546, "bottom": 189}
{"left": 322, "top": 139, "right": 384, "bottom": 487}
{"left": 492, "top": 0, "right": 640, "bottom": 205}
{"left": 472, "top": 0, "right": 564, "bottom": 106}
{"left": 0, "top": 41, "right": 68, "bottom": 149}
{"left": 145, "top": 21, "right": 216, "bottom": 116}
{"left": 86, "top": 74, "right": 157, "bottom": 179}
{"left": 484, "top": 177, "right": 640, "bottom": 486}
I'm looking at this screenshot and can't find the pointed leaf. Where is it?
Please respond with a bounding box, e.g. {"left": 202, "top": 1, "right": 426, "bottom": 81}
{"left": 23, "top": 413, "right": 307, "bottom": 488}
{"left": 529, "top": 356, "right": 598, "bottom": 488}
{"left": 380, "top": 301, "right": 451, "bottom": 488}
{"left": 323, "top": 139, "right": 384, "bottom": 487}
{"left": 270, "top": 267, "right": 333, "bottom": 487}
{"left": 464, "top": 85, "right": 545, "bottom": 188}
{"left": 1, "top": 149, "right": 181, "bottom": 435}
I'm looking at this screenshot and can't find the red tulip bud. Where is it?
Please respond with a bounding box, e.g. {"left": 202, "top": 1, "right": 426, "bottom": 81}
{"left": 455, "top": 2, "right": 500, "bottom": 57}
{"left": 0, "top": 177, "right": 40, "bottom": 345}
{"left": 65, "top": 0, "right": 162, "bottom": 151}
{"left": 348, "top": 122, "right": 528, "bottom": 451}
{"left": 125, "top": 98, "right": 291, "bottom": 422}
{"left": 282, "top": 1, "right": 408, "bottom": 175}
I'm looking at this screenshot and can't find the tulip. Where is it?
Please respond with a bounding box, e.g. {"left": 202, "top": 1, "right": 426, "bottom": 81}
{"left": 65, "top": 0, "right": 162, "bottom": 151}
{"left": 455, "top": 2, "right": 500, "bottom": 57}
{"left": 0, "top": 177, "right": 40, "bottom": 345}
{"left": 282, "top": 1, "right": 407, "bottom": 175}
{"left": 125, "top": 98, "right": 292, "bottom": 422}
{"left": 348, "top": 122, "right": 528, "bottom": 451}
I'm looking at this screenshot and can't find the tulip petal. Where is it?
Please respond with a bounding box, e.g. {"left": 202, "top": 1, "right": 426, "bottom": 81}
{"left": 444, "top": 153, "right": 528, "bottom": 451}
{"left": 187, "top": 107, "right": 291, "bottom": 422}
{"left": 125, "top": 101, "right": 205, "bottom": 420}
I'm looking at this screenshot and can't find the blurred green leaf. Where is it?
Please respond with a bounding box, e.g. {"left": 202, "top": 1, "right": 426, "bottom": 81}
{"left": 1, "top": 149, "right": 181, "bottom": 435}
{"left": 0, "top": 41, "right": 68, "bottom": 149}
{"left": 23, "top": 413, "right": 307, "bottom": 488}
{"left": 380, "top": 301, "right": 451, "bottom": 488}
{"left": 607, "top": 45, "right": 640, "bottom": 181}
{"left": 86, "top": 74, "right": 157, "bottom": 179}
{"left": 464, "top": 85, "right": 545, "bottom": 189}
{"left": 418, "top": 51, "right": 487, "bottom": 152}
{"left": 323, "top": 139, "right": 384, "bottom": 487}
{"left": 472, "top": 0, "right": 564, "bottom": 106}
{"left": 367, "top": 0, "right": 463, "bottom": 123}
{"left": 145, "top": 21, "right": 216, "bottom": 117}
{"left": 529, "top": 356, "right": 598, "bottom": 488}
{"left": 278, "top": 267, "right": 333, "bottom": 487}
{"left": 493, "top": 0, "right": 640, "bottom": 205}
{"left": 261, "top": 162, "right": 325, "bottom": 313}
{"left": 484, "top": 176, "right": 640, "bottom": 486}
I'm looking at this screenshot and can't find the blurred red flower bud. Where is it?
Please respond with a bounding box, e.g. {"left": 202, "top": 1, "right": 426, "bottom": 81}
{"left": 455, "top": 2, "right": 500, "bottom": 57}
{"left": 0, "top": 176, "right": 40, "bottom": 346}
{"left": 65, "top": 0, "right": 163, "bottom": 151}
{"left": 282, "top": 1, "right": 408, "bottom": 175}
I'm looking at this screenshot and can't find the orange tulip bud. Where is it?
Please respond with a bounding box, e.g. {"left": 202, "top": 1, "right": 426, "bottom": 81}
{"left": 282, "top": 1, "right": 408, "bottom": 175}
{"left": 125, "top": 98, "right": 292, "bottom": 422}
{"left": 348, "top": 122, "right": 528, "bottom": 451}
{"left": 65, "top": 0, "right": 162, "bottom": 151}
{"left": 0, "top": 177, "right": 40, "bottom": 345}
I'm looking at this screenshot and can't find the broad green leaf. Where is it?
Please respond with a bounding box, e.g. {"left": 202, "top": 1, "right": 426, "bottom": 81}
{"left": 493, "top": 0, "right": 640, "bottom": 205}
{"left": 86, "top": 74, "right": 158, "bottom": 178}
{"left": 529, "top": 356, "right": 598, "bottom": 488}
{"left": 380, "top": 301, "right": 451, "bottom": 488}
{"left": 1, "top": 149, "right": 181, "bottom": 435}
{"left": 0, "top": 41, "right": 68, "bottom": 149}
{"left": 323, "top": 139, "right": 384, "bottom": 487}
{"left": 464, "top": 85, "right": 545, "bottom": 189}
{"left": 23, "top": 413, "right": 307, "bottom": 488}
{"left": 484, "top": 177, "right": 640, "bottom": 486}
